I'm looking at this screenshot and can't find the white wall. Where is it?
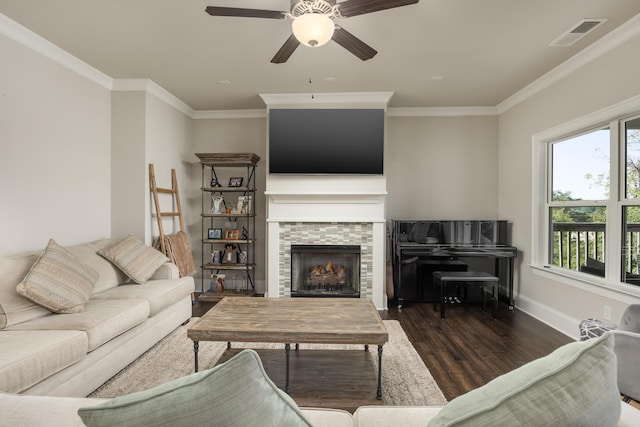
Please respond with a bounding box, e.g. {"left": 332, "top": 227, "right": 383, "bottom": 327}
{"left": 386, "top": 115, "right": 499, "bottom": 221}
{"left": 0, "top": 32, "right": 111, "bottom": 256}
{"left": 499, "top": 32, "right": 640, "bottom": 335}
{"left": 111, "top": 91, "right": 146, "bottom": 241}
{"left": 111, "top": 86, "right": 193, "bottom": 245}
{"left": 144, "top": 92, "right": 193, "bottom": 245}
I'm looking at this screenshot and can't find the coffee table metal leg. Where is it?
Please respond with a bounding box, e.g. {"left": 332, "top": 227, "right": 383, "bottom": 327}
{"left": 377, "top": 345, "right": 383, "bottom": 400}
{"left": 193, "top": 341, "right": 199, "bottom": 372}
{"left": 285, "top": 343, "right": 291, "bottom": 394}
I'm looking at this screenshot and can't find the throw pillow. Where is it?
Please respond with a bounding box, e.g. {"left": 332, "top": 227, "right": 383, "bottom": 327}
{"left": 428, "top": 333, "right": 620, "bottom": 427}
{"left": 78, "top": 349, "right": 312, "bottom": 427}
{"left": 98, "top": 235, "right": 168, "bottom": 283}
{"left": 15, "top": 239, "right": 98, "bottom": 313}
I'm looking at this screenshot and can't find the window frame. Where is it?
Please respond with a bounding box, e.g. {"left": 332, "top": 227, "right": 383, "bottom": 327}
{"left": 532, "top": 95, "right": 640, "bottom": 298}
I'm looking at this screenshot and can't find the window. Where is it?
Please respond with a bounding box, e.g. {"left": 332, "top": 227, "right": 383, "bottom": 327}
{"left": 548, "top": 128, "right": 609, "bottom": 277}
{"left": 533, "top": 97, "right": 640, "bottom": 295}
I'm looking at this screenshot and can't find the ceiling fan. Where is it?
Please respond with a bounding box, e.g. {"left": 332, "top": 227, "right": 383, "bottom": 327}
{"left": 205, "top": 0, "right": 420, "bottom": 63}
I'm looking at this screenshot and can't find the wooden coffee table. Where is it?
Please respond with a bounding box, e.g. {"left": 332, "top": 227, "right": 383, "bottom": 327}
{"left": 187, "top": 297, "right": 388, "bottom": 401}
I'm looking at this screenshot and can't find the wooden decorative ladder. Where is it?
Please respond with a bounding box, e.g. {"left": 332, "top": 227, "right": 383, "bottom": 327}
{"left": 149, "top": 164, "right": 186, "bottom": 255}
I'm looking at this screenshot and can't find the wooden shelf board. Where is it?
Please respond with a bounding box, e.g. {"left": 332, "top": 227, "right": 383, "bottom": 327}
{"left": 196, "top": 152, "right": 260, "bottom": 167}
{"left": 203, "top": 263, "right": 255, "bottom": 270}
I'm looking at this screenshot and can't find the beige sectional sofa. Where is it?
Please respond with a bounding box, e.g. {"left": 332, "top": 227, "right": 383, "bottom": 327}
{"left": 2, "top": 333, "right": 640, "bottom": 426}
{"left": 0, "top": 236, "right": 194, "bottom": 397}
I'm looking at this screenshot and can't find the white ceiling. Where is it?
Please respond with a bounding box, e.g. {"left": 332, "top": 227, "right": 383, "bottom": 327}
{"left": 2, "top": 0, "right": 640, "bottom": 111}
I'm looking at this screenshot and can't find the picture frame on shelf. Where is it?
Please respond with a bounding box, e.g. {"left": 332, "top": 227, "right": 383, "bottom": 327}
{"left": 208, "top": 228, "right": 222, "bottom": 239}
{"left": 225, "top": 229, "right": 239, "bottom": 240}
{"left": 228, "top": 177, "right": 243, "bottom": 187}
{"left": 237, "top": 195, "right": 252, "bottom": 214}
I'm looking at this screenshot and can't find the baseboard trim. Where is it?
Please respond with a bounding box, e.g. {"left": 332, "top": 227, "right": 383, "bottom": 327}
{"left": 515, "top": 295, "right": 578, "bottom": 340}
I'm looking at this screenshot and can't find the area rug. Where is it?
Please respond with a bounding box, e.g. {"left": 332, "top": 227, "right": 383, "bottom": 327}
{"left": 89, "top": 319, "right": 447, "bottom": 406}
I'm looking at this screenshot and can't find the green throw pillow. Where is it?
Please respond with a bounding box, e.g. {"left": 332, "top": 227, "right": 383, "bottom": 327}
{"left": 428, "top": 333, "right": 620, "bottom": 427}
{"left": 78, "top": 349, "right": 312, "bottom": 427}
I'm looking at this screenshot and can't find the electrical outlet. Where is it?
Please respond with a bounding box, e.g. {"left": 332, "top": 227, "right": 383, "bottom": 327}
{"left": 603, "top": 305, "right": 612, "bottom": 321}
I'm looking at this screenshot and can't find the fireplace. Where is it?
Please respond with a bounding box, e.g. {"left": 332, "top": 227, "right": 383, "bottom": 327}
{"left": 291, "top": 245, "right": 361, "bottom": 297}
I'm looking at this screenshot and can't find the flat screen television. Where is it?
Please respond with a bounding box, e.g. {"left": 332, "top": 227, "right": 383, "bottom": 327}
{"left": 268, "top": 108, "right": 384, "bottom": 174}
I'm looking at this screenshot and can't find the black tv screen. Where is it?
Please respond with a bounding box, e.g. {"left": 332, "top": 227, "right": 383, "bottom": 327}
{"left": 269, "top": 109, "right": 384, "bottom": 174}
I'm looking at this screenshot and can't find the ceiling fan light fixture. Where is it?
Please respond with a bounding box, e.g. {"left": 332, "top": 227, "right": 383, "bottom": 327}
{"left": 292, "top": 13, "right": 335, "bottom": 47}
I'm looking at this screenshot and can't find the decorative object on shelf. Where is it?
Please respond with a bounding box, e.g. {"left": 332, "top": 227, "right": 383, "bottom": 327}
{"left": 223, "top": 244, "right": 238, "bottom": 264}
{"left": 211, "top": 250, "right": 221, "bottom": 264}
{"left": 210, "top": 178, "right": 221, "bottom": 188}
{"left": 208, "top": 228, "right": 222, "bottom": 239}
{"left": 211, "top": 194, "right": 224, "bottom": 214}
{"left": 225, "top": 229, "right": 239, "bottom": 240}
{"left": 237, "top": 195, "right": 252, "bottom": 214}
{"left": 209, "top": 274, "right": 225, "bottom": 293}
{"left": 228, "top": 177, "right": 243, "bottom": 187}
{"left": 241, "top": 226, "right": 249, "bottom": 240}
{"left": 238, "top": 250, "right": 248, "bottom": 265}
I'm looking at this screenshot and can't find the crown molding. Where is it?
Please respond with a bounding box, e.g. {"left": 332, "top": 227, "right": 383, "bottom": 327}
{"left": 497, "top": 13, "right": 640, "bottom": 114}
{"left": 387, "top": 106, "right": 497, "bottom": 117}
{"left": 260, "top": 92, "right": 394, "bottom": 108}
{"left": 112, "top": 79, "right": 194, "bottom": 117}
{"left": 192, "top": 109, "right": 267, "bottom": 120}
{"left": 0, "top": 13, "right": 112, "bottom": 90}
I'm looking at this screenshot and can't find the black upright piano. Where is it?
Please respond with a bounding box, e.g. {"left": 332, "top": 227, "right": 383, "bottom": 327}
{"left": 391, "top": 220, "right": 517, "bottom": 309}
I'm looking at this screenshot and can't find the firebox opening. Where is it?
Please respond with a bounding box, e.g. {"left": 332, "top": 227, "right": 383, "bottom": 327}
{"left": 291, "top": 245, "right": 361, "bottom": 298}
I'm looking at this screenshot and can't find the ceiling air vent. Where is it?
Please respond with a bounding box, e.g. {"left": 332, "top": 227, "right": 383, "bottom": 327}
{"left": 549, "top": 19, "right": 607, "bottom": 47}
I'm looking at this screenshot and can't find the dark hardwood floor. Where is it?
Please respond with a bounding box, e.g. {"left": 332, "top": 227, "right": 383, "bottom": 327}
{"left": 193, "top": 296, "right": 574, "bottom": 402}
{"left": 383, "top": 301, "right": 573, "bottom": 400}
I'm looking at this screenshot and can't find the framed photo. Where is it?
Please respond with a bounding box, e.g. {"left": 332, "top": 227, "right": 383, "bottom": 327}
{"left": 225, "top": 229, "right": 239, "bottom": 240}
{"left": 228, "top": 177, "right": 243, "bottom": 187}
{"left": 208, "top": 228, "right": 222, "bottom": 239}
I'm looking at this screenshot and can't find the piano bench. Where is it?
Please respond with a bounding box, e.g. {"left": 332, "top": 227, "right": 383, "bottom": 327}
{"left": 432, "top": 271, "right": 499, "bottom": 319}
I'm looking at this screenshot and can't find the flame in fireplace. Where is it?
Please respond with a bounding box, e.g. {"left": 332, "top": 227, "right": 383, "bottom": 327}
{"left": 308, "top": 260, "right": 347, "bottom": 286}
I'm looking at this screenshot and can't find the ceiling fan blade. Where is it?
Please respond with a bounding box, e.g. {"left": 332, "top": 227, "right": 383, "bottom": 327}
{"left": 205, "top": 6, "right": 286, "bottom": 19}
{"left": 271, "top": 34, "right": 301, "bottom": 64}
{"left": 337, "top": 0, "right": 419, "bottom": 18}
{"left": 332, "top": 27, "right": 377, "bottom": 61}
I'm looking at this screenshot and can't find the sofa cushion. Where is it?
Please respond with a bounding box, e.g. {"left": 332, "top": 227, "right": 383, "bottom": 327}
{"left": 66, "top": 239, "right": 129, "bottom": 294}
{"left": 5, "top": 299, "right": 150, "bottom": 352}
{"left": 0, "top": 330, "right": 88, "bottom": 393}
{"left": 427, "top": 333, "right": 620, "bottom": 427}
{"left": 301, "top": 408, "right": 354, "bottom": 427}
{"left": 0, "top": 255, "right": 50, "bottom": 329}
{"left": 90, "top": 277, "right": 194, "bottom": 317}
{"left": 98, "top": 236, "right": 169, "bottom": 284}
{"left": 0, "top": 392, "right": 108, "bottom": 427}
{"left": 16, "top": 239, "right": 98, "bottom": 314}
{"left": 78, "top": 349, "right": 312, "bottom": 427}
{"left": 354, "top": 406, "right": 442, "bottom": 426}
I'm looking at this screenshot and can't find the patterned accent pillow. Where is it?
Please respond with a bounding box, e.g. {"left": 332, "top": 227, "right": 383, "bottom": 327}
{"left": 16, "top": 239, "right": 98, "bottom": 313}
{"left": 98, "top": 235, "right": 168, "bottom": 283}
{"left": 579, "top": 318, "right": 617, "bottom": 341}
